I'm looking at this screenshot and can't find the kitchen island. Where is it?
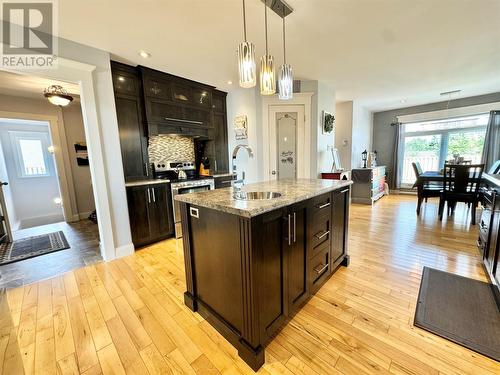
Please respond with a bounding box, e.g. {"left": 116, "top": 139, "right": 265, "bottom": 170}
{"left": 175, "top": 179, "right": 352, "bottom": 370}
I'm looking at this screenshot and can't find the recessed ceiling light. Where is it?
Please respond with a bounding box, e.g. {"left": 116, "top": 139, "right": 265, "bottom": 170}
{"left": 227, "top": 80, "right": 233, "bottom": 85}
{"left": 138, "top": 50, "right": 151, "bottom": 58}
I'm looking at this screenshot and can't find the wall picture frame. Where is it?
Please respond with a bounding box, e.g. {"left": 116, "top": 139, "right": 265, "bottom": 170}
{"left": 234, "top": 114, "right": 248, "bottom": 140}
{"left": 322, "top": 110, "right": 335, "bottom": 134}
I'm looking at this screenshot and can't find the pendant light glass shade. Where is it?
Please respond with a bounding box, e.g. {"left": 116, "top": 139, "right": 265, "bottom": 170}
{"left": 238, "top": 42, "right": 256, "bottom": 88}
{"left": 278, "top": 64, "right": 293, "bottom": 100}
{"left": 237, "top": 0, "right": 256, "bottom": 88}
{"left": 260, "top": 55, "right": 276, "bottom": 95}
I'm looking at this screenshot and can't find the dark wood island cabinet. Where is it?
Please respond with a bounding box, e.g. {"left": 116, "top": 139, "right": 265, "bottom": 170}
{"left": 175, "top": 179, "right": 351, "bottom": 370}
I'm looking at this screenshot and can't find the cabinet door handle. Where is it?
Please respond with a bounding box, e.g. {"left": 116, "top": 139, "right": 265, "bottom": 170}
{"left": 340, "top": 188, "right": 349, "bottom": 194}
{"left": 287, "top": 214, "right": 291, "bottom": 246}
{"left": 152, "top": 188, "right": 156, "bottom": 202}
{"left": 317, "top": 202, "right": 330, "bottom": 209}
{"left": 215, "top": 159, "right": 218, "bottom": 172}
{"left": 315, "top": 230, "right": 330, "bottom": 240}
{"left": 147, "top": 188, "right": 151, "bottom": 204}
{"left": 221, "top": 180, "right": 233, "bottom": 185}
{"left": 145, "top": 163, "right": 149, "bottom": 176}
{"left": 293, "top": 212, "right": 296, "bottom": 243}
{"left": 313, "top": 263, "right": 328, "bottom": 275}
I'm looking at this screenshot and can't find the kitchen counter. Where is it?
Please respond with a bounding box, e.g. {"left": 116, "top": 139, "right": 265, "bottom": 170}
{"left": 175, "top": 178, "right": 352, "bottom": 218}
{"left": 125, "top": 179, "right": 170, "bottom": 187}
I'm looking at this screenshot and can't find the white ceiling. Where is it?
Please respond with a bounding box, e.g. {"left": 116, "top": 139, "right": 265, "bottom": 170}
{"left": 0, "top": 70, "right": 80, "bottom": 100}
{"left": 57, "top": 0, "right": 500, "bottom": 111}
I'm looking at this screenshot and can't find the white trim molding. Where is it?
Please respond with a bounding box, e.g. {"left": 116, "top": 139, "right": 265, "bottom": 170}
{"left": 262, "top": 93, "right": 314, "bottom": 180}
{"left": 398, "top": 102, "right": 500, "bottom": 124}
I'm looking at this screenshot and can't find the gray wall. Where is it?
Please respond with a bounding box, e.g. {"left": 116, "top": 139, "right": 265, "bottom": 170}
{"left": 373, "top": 92, "right": 500, "bottom": 186}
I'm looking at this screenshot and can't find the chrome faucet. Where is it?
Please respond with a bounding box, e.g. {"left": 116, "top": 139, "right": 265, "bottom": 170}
{"left": 231, "top": 144, "right": 254, "bottom": 194}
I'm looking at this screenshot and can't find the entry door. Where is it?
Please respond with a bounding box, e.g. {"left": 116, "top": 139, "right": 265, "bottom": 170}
{"left": 269, "top": 106, "right": 305, "bottom": 180}
{"left": 0, "top": 182, "right": 12, "bottom": 243}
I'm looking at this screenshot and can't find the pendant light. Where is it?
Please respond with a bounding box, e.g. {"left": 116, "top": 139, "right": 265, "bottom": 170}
{"left": 278, "top": 16, "right": 293, "bottom": 100}
{"left": 260, "top": 1, "right": 276, "bottom": 95}
{"left": 237, "top": 0, "right": 256, "bottom": 88}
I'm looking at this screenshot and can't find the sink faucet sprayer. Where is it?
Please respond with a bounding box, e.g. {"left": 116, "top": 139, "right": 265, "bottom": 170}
{"left": 231, "top": 144, "right": 254, "bottom": 194}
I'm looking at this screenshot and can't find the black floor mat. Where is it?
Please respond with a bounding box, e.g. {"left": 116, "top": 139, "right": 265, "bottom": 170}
{"left": 414, "top": 267, "right": 500, "bottom": 362}
{"left": 0, "top": 231, "right": 70, "bottom": 265}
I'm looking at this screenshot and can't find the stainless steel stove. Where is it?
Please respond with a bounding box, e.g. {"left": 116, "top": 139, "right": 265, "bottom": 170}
{"left": 155, "top": 161, "right": 214, "bottom": 238}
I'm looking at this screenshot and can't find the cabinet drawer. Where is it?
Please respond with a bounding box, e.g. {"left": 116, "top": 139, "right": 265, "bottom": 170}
{"left": 310, "top": 193, "right": 332, "bottom": 217}
{"left": 309, "top": 247, "right": 330, "bottom": 294}
{"left": 308, "top": 215, "right": 331, "bottom": 259}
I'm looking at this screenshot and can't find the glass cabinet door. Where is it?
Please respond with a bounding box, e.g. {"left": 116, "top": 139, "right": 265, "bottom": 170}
{"left": 172, "top": 83, "right": 193, "bottom": 103}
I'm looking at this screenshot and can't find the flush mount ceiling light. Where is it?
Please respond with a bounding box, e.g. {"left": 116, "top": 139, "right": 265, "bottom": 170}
{"left": 237, "top": 0, "right": 256, "bottom": 88}
{"left": 138, "top": 50, "right": 151, "bottom": 58}
{"left": 260, "top": 1, "right": 275, "bottom": 95}
{"left": 44, "top": 85, "right": 73, "bottom": 106}
{"left": 278, "top": 16, "right": 292, "bottom": 100}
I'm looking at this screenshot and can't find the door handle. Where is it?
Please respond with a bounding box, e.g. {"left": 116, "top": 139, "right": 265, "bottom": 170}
{"left": 147, "top": 188, "right": 151, "bottom": 203}
{"left": 314, "top": 230, "right": 330, "bottom": 240}
{"left": 317, "top": 202, "right": 330, "bottom": 209}
{"left": 293, "top": 212, "right": 296, "bottom": 243}
{"left": 339, "top": 188, "right": 349, "bottom": 194}
{"left": 287, "top": 214, "right": 291, "bottom": 246}
{"left": 0, "top": 182, "right": 7, "bottom": 186}
{"left": 271, "top": 170, "right": 277, "bottom": 175}
{"left": 145, "top": 163, "right": 149, "bottom": 176}
{"left": 152, "top": 188, "right": 156, "bottom": 202}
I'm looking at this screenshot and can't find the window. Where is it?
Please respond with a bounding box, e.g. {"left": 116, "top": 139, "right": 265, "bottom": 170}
{"left": 10, "top": 131, "right": 52, "bottom": 178}
{"left": 399, "top": 114, "right": 488, "bottom": 187}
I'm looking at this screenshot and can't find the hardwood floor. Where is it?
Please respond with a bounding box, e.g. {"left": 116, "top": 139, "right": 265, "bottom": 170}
{"left": 0, "top": 220, "right": 102, "bottom": 289}
{"left": 0, "top": 195, "right": 498, "bottom": 374}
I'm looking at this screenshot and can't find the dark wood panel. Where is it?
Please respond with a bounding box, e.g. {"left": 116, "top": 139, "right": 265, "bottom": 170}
{"left": 126, "top": 186, "right": 151, "bottom": 246}
{"left": 149, "top": 184, "right": 174, "bottom": 238}
{"left": 332, "top": 188, "right": 350, "bottom": 264}
{"left": 287, "top": 203, "right": 309, "bottom": 313}
{"left": 213, "top": 90, "right": 229, "bottom": 173}
{"left": 190, "top": 206, "right": 243, "bottom": 333}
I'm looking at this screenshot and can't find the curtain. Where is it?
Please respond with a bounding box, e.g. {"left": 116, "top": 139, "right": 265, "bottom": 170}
{"left": 390, "top": 123, "right": 401, "bottom": 189}
{"left": 481, "top": 110, "right": 500, "bottom": 172}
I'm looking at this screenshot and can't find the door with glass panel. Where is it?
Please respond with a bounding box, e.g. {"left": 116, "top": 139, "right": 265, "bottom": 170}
{"left": 401, "top": 134, "right": 442, "bottom": 187}
{"left": 268, "top": 106, "right": 305, "bottom": 180}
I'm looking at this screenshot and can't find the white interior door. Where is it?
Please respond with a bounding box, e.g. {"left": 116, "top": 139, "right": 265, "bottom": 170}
{"left": 268, "top": 106, "right": 305, "bottom": 180}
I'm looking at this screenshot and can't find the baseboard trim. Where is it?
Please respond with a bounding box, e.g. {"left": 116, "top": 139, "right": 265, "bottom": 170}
{"left": 115, "top": 243, "right": 134, "bottom": 258}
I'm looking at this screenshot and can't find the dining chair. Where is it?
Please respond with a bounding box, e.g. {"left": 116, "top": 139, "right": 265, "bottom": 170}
{"left": 412, "top": 161, "right": 441, "bottom": 215}
{"left": 488, "top": 160, "right": 500, "bottom": 174}
{"left": 438, "top": 163, "right": 484, "bottom": 224}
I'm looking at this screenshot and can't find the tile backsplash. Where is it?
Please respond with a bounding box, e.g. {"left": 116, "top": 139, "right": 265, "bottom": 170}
{"left": 148, "top": 135, "right": 195, "bottom": 164}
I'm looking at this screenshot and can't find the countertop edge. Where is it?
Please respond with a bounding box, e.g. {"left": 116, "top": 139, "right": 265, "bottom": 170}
{"left": 125, "top": 179, "right": 170, "bottom": 187}
{"left": 175, "top": 180, "right": 353, "bottom": 218}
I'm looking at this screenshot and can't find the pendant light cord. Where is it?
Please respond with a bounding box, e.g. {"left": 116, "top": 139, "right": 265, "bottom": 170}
{"left": 242, "top": 0, "right": 247, "bottom": 42}
{"left": 282, "top": 17, "right": 286, "bottom": 64}
{"left": 264, "top": 1, "right": 268, "bottom": 55}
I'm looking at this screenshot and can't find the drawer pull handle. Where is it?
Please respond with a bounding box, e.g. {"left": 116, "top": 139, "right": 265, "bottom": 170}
{"left": 317, "top": 202, "right": 330, "bottom": 209}
{"left": 190, "top": 207, "right": 199, "bottom": 218}
{"left": 339, "top": 188, "right": 349, "bottom": 194}
{"left": 313, "top": 263, "right": 328, "bottom": 274}
{"left": 221, "top": 180, "right": 233, "bottom": 184}
{"left": 315, "top": 230, "right": 330, "bottom": 240}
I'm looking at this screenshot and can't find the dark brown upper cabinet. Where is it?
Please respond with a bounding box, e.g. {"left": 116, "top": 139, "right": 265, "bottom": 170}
{"left": 212, "top": 90, "right": 229, "bottom": 173}
{"left": 139, "top": 66, "right": 215, "bottom": 134}
{"left": 111, "top": 61, "right": 150, "bottom": 180}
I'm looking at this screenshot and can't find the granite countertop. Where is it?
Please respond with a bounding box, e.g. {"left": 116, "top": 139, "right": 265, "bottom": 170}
{"left": 125, "top": 179, "right": 170, "bottom": 187}
{"left": 175, "top": 178, "right": 353, "bottom": 218}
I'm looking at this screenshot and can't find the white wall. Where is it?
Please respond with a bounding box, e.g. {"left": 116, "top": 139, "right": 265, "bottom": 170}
{"left": 351, "top": 103, "right": 373, "bottom": 169}
{"left": 316, "top": 82, "right": 336, "bottom": 176}
{"left": 0, "top": 120, "right": 63, "bottom": 229}
{"left": 61, "top": 103, "right": 96, "bottom": 216}
{"left": 335, "top": 101, "right": 353, "bottom": 169}
{"left": 226, "top": 87, "right": 261, "bottom": 183}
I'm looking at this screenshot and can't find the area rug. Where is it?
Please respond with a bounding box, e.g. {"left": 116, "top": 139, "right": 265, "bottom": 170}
{"left": 414, "top": 267, "right": 500, "bottom": 362}
{"left": 0, "top": 231, "right": 70, "bottom": 265}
